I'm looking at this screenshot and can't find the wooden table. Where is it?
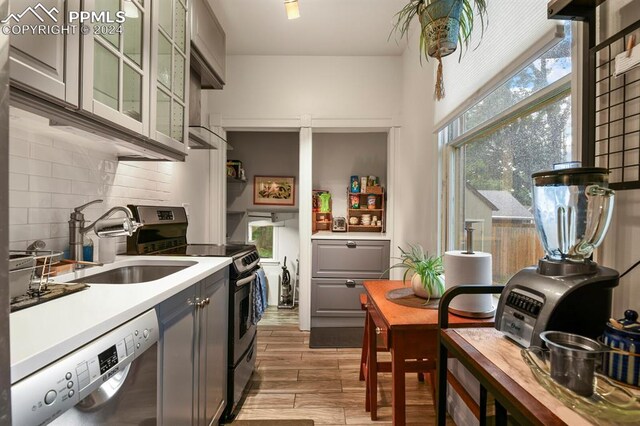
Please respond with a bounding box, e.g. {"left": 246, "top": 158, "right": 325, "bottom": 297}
{"left": 438, "top": 328, "right": 600, "bottom": 426}
{"left": 363, "top": 281, "right": 493, "bottom": 426}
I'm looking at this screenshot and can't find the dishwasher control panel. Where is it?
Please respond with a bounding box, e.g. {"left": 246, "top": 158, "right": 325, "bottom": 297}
{"left": 12, "top": 309, "right": 159, "bottom": 426}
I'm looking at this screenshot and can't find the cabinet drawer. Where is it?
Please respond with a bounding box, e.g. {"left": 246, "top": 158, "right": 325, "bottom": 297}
{"left": 311, "top": 279, "right": 367, "bottom": 317}
{"left": 312, "top": 240, "right": 390, "bottom": 279}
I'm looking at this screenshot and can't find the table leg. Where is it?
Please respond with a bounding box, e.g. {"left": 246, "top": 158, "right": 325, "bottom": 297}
{"left": 367, "top": 310, "right": 377, "bottom": 419}
{"left": 436, "top": 342, "right": 448, "bottom": 426}
{"left": 479, "top": 385, "right": 487, "bottom": 426}
{"left": 495, "top": 399, "right": 508, "bottom": 426}
{"left": 391, "top": 346, "right": 406, "bottom": 426}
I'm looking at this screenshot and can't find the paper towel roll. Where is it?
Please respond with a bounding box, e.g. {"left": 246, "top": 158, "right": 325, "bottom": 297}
{"left": 444, "top": 250, "right": 494, "bottom": 316}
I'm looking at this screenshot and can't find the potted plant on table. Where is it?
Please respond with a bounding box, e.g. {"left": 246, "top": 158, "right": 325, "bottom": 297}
{"left": 389, "top": 243, "right": 445, "bottom": 301}
{"left": 391, "top": 0, "right": 488, "bottom": 100}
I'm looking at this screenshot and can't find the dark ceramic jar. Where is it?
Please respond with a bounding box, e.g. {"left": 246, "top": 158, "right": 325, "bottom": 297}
{"left": 602, "top": 310, "right": 639, "bottom": 387}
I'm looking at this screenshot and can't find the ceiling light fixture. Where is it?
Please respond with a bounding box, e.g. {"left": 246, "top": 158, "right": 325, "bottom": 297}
{"left": 284, "top": 0, "right": 300, "bottom": 20}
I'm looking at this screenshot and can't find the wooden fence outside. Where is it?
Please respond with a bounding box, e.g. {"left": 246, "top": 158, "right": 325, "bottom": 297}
{"left": 491, "top": 218, "right": 545, "bottom": 284}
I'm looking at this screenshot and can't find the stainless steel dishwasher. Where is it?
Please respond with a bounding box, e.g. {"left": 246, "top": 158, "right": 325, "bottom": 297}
{"left": 11, "top": 310, "right": 159, "bottom": 426}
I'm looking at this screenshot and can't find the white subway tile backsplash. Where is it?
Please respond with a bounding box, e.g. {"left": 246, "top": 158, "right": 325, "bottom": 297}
{"left": 71, "top": 181, "right": 105, "bottom": 196}
{"left": 9, "top": 129, "right": 179, "bottom": 250}
{"left": 30, "top": 143, "right": 75, "bottom": 166}
{"left": 28, "top": 208, "right": 71, "bottom": 224}
{"left": 10, "top": 138, "right": 30, "bottom": 157}
{"left": 10, "top": 173, "right": 29, "bottom": 191}
{"left": 50, "top": 194, "right": 90, "bottom": 209}
{"left": 10, "top": 208, "right": 28, "bottom": 225}
{"left": 10, "top": 191, "right": 52, "bottom": 208}
{"left": 29, "top": 176, "right": 71, "bottom": 194}
{"left": 10, "top": 156, "right": 52, "bottom": 177}
{"left": 52, "top": 163, "right": 91, "bottom": 182}
{"left": 10, "top": 224, "right": 51, "bottom": 242}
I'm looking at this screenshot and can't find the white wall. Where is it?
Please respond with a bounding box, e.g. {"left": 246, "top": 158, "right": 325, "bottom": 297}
{"left": 207, "top": 55, "right": 402, "bottom": 122}
{"left": 312, "top": 132, "right": 387, "bottom": 218}
{"left": 394, "top": 38, "right": 438, "bottom": 258}
{"left": 597, "top": 0, "right": 640, "bottom": 316}
{"left": 8, "top": 113, "right": 214, "bottom": 254}
{"left": 224, "top": 131, "right": 301, "bottom": 306}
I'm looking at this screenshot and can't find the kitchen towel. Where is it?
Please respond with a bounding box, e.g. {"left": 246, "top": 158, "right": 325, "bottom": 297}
{"left": 252, "top": 268, "right": 268, "bottom": 324}
{"left": 444, "top": 250, "right": 494, "bottom": 316}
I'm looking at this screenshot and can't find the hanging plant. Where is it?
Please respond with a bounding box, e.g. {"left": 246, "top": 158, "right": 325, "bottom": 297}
{"left": 391, "top": 0, "right": 488, "bottom": 100}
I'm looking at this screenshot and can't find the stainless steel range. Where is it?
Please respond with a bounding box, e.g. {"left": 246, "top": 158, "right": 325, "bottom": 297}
{"left": 126, "top": 205, "right": 261, "bottom": 419}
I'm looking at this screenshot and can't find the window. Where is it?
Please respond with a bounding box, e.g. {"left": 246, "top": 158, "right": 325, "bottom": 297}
{"left": 248, "top": 219, "right": 277, "bottom": 261}
{"left": 441, "top": 24, "right": 574, "bottom": 284}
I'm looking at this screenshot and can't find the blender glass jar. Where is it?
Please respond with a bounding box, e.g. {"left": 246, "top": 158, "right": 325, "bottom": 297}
{"left": 532, "top": 165, "right": 615, "bottom": 261}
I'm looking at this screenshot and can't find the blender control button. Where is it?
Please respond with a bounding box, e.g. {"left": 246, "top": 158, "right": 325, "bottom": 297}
{"left": 143, "top": 329, "right": 149, "bottom": 338}
{"left": 67, "top": 381, "right": 73, "bottom": 389}
{"left": 65, "top": 372, "right": 72, "bottom": 380}
{"left": 136, "top": 343, "right": 140, "bottom": 349}
{"left": 44, "top": 390, "right": 57, "bottom": 405}
{"left": 135, "top": 330, "right": 139, "bottom": 336}
{"left": 68, "top": 390, "right": 75, "bottom": 398}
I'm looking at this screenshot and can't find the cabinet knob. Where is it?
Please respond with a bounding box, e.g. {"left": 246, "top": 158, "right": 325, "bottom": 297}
{"left": 346, "top": 241, "right": 357, "bottom": 248}
{"left": 345, "top": 280, "right": 356, "bottom": 288}
{"left": 375, "top": 327, "right": 381, "bottom": 335}
{"left": 204, "top": 297, "right": 210, "bottom": 306}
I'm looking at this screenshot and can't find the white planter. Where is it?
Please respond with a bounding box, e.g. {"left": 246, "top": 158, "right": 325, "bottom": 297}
{"left": 411, "top": 273, "right": 444, "bottom": 300}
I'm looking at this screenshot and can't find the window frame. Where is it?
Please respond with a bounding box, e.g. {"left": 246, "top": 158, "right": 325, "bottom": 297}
{"left": 439, "top": 27, "right": 577, "bottom": 255}
{"left": 247, "top": 219, "right": 278, "bottom": 262}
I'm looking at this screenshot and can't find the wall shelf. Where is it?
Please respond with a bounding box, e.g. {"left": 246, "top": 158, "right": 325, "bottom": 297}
{"left": 347, "top": 188, "right": 385, "bottom": 233}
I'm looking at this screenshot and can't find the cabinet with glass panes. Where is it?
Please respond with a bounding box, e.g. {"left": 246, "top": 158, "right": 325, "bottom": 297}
{"left": 82, "top": 0, "right": 150, "bottom": 137}
{"left": 81, "top": 0, "right": 189, "bottom": 153}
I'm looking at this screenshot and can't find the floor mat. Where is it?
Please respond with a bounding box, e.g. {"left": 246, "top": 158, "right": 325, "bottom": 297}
{"left": 229, "top": 421, "right": 314, "bottom": 426}
{"left": 309, "top": 327, "right": 364, "bottom": 348}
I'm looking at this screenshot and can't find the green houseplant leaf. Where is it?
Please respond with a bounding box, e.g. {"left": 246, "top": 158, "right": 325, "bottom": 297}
{"left": 385, "top": 243, "right": 445, "bottom": 301}
{"left": 390, "top": 0, "right": 489, "bottom": 99}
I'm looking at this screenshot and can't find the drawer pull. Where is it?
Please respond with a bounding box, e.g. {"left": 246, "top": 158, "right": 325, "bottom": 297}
{"left": 346, "top": 241, "right": 357, "bottom": 248}
{"left": 345, "top": 280, "right": 356, "bottom": 288}
{"left": 376, "top": 327, "right": 381, "bottom": 335}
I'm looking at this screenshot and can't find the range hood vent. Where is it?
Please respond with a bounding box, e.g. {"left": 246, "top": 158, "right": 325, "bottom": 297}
{"left": 189, "top": 68, "right": 230, "bottom": 150}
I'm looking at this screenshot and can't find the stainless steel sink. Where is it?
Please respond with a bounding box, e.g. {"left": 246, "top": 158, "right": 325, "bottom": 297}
{"left": 70, "top": 262, "right": 197, "bottom": 284}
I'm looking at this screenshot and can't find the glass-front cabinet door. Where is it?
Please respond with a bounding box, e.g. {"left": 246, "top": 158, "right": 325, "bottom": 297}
{"left": 150, "top": 0, "right": 190, "bottom": 152}
{"left": 81, "top": 0, "right": 150, "bottom": 136}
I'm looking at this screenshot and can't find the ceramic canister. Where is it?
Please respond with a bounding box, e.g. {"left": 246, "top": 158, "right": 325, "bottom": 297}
{"left": 602, "top": 310, "right": 639, "bottom": 387}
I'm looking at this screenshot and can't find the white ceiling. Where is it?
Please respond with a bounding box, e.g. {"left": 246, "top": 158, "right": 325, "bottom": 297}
{"left": 211, "top": 0, "right": 408, "bottom": 56}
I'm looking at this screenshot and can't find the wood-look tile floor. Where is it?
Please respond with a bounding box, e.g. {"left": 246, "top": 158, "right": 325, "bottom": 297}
{"left": 234, "top": 307, "right": 453, "bottom": 425}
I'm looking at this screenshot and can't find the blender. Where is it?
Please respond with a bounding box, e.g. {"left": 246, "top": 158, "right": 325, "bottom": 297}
{"left": 495, "top": 165, "right": 619, "bottom": 348}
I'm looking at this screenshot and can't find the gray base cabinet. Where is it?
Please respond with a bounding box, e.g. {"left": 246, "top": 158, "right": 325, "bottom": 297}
{"left": 311, "top": 239, "right": 389, "bottom": 328}
{"left": 158, "top": 269, "right": 229, "bottom": 426}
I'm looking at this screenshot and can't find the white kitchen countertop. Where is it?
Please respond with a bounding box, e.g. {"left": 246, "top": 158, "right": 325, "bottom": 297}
{"left": 312, "top": 231, "right": 390, "bottom": 240}
{"left": 10, "top": 255, "right": 232, "bottom": 384}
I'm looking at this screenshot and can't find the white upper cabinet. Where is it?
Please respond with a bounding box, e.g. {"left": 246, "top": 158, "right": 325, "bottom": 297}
{"left": 9, "top": 0, "right": 80, "bottom": 107}
{"left": 149, "top": 0, "right": 190, "bottom": 152}
{"left": 81, "top": 0, "right": 151, "bottom": 137}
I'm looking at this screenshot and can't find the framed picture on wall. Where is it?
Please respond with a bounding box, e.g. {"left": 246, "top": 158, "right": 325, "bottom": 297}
{"left": 254, "top": 176, "right": 296, "bottom": 206}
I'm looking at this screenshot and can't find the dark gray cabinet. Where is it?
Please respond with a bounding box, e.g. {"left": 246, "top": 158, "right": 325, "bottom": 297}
{"left": 157, "top": 268, "right": 228, "bottom": 426}
{"left": 312, "top": 239, "right": 390, "bottom": 279}
{"left": 311, "top": 239, "right": 390, "bottom": 327}
{"left": 9, "top": 0, "right": 80, "bottom": 107}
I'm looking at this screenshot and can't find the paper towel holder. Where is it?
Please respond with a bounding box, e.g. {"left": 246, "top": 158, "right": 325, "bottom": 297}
{"left": 463, "top": 220, "right": 482, "bottom": 255}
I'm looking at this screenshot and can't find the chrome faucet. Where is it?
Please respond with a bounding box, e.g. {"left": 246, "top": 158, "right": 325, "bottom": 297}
{"left": 69, "top": 200, "right": 142, "bottom": 264}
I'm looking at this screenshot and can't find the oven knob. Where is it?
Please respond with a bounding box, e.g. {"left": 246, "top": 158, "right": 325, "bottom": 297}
{"left": 44, "top": 390, "right": 57, "bottom": 405}
{"left": 65, "top": 372, "right": 72, "bottom": 380}
{"left": 143, "top": 329, "right": 149, "bottom": 338}
{"left": 67, "top": 381, "right": 73, "bottom": 389}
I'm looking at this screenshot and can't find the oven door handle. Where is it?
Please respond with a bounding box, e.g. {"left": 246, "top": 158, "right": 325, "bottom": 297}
{"left": 236, "top": 273, "right": 256, "bottom": 288}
